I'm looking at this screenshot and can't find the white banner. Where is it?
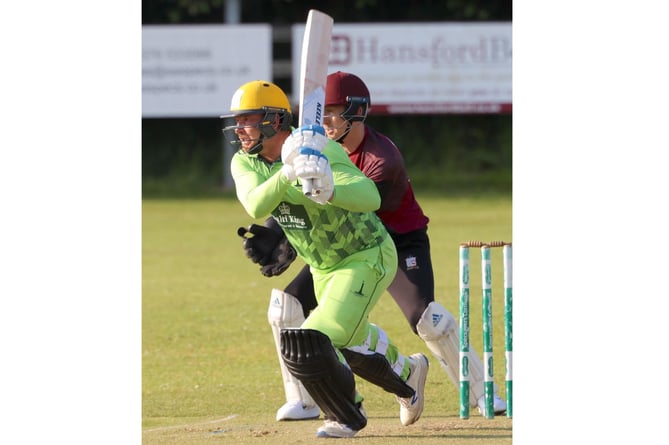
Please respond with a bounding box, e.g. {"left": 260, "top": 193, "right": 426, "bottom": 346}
{"left": 292, "top": 23, "right": 512, "bottom": 114}
{"left": 142, "top": 25, "right": 272, "bottom": 118}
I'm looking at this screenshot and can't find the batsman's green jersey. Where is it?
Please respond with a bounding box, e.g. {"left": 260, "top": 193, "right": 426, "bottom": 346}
{"left": 231, "top": 139, "right": 388, "bottom": 268}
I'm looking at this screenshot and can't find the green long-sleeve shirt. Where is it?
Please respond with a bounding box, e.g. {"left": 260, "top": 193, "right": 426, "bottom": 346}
{"left": 231, "top": 139, "right": 389, "bottom": 269}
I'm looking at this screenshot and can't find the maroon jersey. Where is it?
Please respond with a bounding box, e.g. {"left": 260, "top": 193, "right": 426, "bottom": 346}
{"left": 347, "top": 126, "right": 429, "bottom": 234}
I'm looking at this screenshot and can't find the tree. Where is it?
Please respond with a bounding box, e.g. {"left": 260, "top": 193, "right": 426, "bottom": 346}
{"left": 142, "top": 0, "right": 511, "bottom": 24}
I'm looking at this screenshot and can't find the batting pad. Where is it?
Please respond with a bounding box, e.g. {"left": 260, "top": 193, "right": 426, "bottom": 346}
{"left": 342, "top": 349, "right": 414, "bottom": 398}
{"left": 281, "top": 328, "right": 367, "bottom": 431}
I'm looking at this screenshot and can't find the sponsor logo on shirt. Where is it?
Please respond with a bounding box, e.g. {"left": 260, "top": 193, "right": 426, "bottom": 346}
{"left": 274, "top": 201, "right": 311, "bottom": 230}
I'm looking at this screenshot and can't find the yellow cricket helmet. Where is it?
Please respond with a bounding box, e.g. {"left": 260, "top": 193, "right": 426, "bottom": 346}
{"left": 221, "top": 80, "right": 293, "bottom": 155}
{"left": 229, "top": 80, "right": 292, "bottom": 114}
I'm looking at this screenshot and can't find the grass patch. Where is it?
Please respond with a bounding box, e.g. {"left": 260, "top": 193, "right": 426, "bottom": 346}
{"left": 143, "top": 196, "right": 512, "bottom": 444}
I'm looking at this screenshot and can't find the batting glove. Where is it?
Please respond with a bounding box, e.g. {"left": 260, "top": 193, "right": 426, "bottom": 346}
{"left": 293, "top": 150, "right": 334, "bottom": 204}
{"left": 281, "top": 124, "right": 328, "bottom": 167}
{"left": 281, "top": 163, "right": 296, "bottom": 181}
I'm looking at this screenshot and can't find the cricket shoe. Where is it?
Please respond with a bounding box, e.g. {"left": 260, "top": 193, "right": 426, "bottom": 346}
{"left": 477, "top": 394, "right": 507, "bottom": 416}
{"left": 396, "top": 353, "right": 429, "bottom": 426}
{"left": 316, "top": 403, "right": 366, "bottom": 438}
{"left": 276, "top": 400, "right": 320, "bottom": 421}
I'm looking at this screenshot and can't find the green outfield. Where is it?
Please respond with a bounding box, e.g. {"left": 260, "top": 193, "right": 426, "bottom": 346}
{"left": 142, "top": 194, "right": 512, "bottom": 444}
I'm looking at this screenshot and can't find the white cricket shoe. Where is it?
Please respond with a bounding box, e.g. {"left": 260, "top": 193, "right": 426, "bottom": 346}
{"left": 315, "top": 403, "right": 366, "bottom": 438}
{"left": 477, "top": 394, "right": 507, "bottom": 416}
{"left": 276, "top": 400, "right": 320, "bottom": 421}
{"left": 316, "top": 420, "right": 359, "bottom": 438}
{"left": 396, "top": 353, "right": 429, "bottom": 426}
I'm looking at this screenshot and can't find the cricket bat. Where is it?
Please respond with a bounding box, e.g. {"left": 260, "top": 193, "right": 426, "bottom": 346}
{"left": 298, "top": 9, "right": 333, "bottom": 196}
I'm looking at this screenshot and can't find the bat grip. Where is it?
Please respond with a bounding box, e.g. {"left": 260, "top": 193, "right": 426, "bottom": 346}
{"left": 302, "top": 178, "right": 314, "bottom": 196}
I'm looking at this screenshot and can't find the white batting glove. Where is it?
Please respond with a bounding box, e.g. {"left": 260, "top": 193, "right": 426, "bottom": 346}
{"left": 280, "top": 164, "right": 296, "bottom": 181}
{"left": 293, "top": 150, "right": 334, "bottom": 204}
{"left": 281, "top": 124, "right": 328, "bottom": 167}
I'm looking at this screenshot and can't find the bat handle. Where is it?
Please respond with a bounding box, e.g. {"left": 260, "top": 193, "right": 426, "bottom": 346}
{"left": 303, "top": 178, "right": 314, "bottom": 196}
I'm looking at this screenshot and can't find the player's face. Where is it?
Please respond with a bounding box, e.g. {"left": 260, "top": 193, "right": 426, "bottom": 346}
{"left": 234, "top": 113, "right": 264, "bottom": 152}
{"left": 323, "top": 105, "right": 348, "bottom": 140}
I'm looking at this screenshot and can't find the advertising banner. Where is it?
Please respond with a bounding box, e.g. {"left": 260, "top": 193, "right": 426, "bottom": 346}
{"left": 142, "top": 25, "right": 272, "bottom": 117}
{"left": 292, "top": 23, "right": 512, "bottom": 114}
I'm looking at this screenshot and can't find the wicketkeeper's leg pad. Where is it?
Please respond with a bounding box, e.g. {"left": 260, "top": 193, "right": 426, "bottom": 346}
{"left": 416, "top": 301, "right": 460, "bottom": 383}
{"left": 341, "top": 349, "right": 414, "bottom": 398}
{"left": 416, "top": 301, "right": 496, "bottom": 407}
{"left": 280, "top": 328, "right": 367, "bottom": 431}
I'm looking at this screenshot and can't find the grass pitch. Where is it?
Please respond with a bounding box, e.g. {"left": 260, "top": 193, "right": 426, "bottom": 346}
{"left": 142, "top": 194, "right": 512, "bottom": 444}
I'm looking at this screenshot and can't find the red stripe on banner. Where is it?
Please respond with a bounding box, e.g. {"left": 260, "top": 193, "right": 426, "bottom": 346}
{"left": 369, "top": 103, "right": 512, "bottom": 115}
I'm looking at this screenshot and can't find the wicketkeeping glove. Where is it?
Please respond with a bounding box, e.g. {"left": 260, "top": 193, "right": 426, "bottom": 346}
{"left": 260, "top": 237, "right": 297, "bottom": 277}
{"left": 237, "top": 217, "right": 297, "bottom": 277}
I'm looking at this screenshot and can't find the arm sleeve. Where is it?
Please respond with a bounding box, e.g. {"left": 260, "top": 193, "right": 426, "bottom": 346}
{"left": 230, "top": 153, "right": 292, "bottom": 219}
